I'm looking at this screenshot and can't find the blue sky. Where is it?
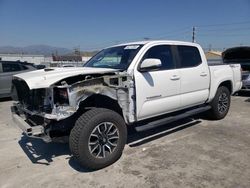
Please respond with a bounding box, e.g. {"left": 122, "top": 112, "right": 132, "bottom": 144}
{"left": 0, "top": 0, "right": 250, "bottom": 50}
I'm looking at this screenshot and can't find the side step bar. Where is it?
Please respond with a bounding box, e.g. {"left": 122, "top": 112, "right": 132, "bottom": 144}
{"left": 135, "top": 105, "right": 211, "bottom": 132}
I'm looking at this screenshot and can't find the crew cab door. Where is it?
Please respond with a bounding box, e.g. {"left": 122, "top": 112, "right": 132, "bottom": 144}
{"left": 134, "top": 45, "right": 181, "bottom": 121}
{"left": 175, "top": 45, "right": 210, "bottom": 107}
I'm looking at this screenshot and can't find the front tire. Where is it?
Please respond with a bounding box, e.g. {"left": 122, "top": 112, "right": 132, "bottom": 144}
{"left": 69, "top": 108, "right": 127, "bottom": 170}
{"left": 207, "top": 86, "right": 231, "bottom": 120}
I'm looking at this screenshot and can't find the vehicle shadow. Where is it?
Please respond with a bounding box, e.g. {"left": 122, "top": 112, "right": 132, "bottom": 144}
{"left": 238, "top": 90, "right": 250, "bottom": 96}
{"left": 235, "top": 90, "right": 250, "bottom": 102}
{"left": 18, "top": 117, "right": 202, "bottom": 172}
{"left": 0, "top": 97, "right": 12, "bottom": 102}
{"left": 18, "top": 134, "right": 70, "bottom": 165}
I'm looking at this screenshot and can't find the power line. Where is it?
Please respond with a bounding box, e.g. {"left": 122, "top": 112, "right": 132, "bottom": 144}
{"left": 199, "top": 33, "right": 250, "bottom": 37}
{"left": 81, "top": 27, "right": 193, "bottom": 50}
{"left": 157, "top": 30, "right": 191, "bottom": 39}
{"left": 194, "top": 21, "right": 250, "bottom": 47}
{"left": 198, "top": 26, "right": 250, "bottom": 33}
{"left": 81, "top": 21, "right": 250, "bottom": 50}
{"left": 121, "top": 26, "right": 191, "bottom": 41}
{"left": 196, "top": 20, "right": 250, "bottom": 28}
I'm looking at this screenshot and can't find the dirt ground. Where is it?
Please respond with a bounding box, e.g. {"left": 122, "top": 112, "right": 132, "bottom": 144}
{"left": 0, "top": 93, "right": 250, "bottom": 188}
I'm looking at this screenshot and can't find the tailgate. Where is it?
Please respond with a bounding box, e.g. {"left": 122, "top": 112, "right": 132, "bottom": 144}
{"left": 230, "top": 64, "right": 241, "bottom": 82}
{"left": 229, "top": 64, "right": 242, "bottom": 91}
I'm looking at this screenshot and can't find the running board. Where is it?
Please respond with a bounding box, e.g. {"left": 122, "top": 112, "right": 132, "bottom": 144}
{"left": 135, "top": 105, "right": 211, "bottom": 132}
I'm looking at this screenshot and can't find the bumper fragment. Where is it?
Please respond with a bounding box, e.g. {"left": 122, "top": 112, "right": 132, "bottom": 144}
{"left": 11, "top": 105, "right": 46, "bottom": 138}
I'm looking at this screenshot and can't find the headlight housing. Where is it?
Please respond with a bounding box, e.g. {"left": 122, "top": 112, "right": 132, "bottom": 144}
{"left": 54, "top": 88, "right": 69, "bottom": 105}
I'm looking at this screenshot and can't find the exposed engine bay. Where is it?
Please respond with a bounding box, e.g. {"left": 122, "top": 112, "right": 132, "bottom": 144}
{"left": 11, "top": 71, "right": 136, "bottom": 141}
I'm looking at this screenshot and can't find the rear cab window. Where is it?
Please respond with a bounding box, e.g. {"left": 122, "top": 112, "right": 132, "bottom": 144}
{"left": 177, "top": 45, "right": 202, "bottom": 68}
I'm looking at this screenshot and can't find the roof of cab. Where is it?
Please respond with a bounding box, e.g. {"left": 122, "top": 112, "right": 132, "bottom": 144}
{"left": 110, "top": 40, "right": 200, "bottom": 48}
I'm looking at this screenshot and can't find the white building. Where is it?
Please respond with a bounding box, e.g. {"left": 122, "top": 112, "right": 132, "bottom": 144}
{"left": 0, "top": 54, "right": 92, "bottom": 67}
{"left": 82, "top": 56, "right": 92, "bottom": 62}
{"left": 0, "top": 54, "right": 46, "bottom": 65}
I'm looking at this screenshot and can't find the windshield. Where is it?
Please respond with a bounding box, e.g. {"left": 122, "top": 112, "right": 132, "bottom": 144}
{"left": 84, "top": 45, "right": 143, "bottom": 70}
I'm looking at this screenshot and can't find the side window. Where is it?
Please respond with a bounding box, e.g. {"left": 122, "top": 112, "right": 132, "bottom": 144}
{"left": 2, "top": 63, "right": 22, "bottom": 72}
{"left": 142, "top": 45, "right": 175, "bottom": 70}
{"left": 177, "top": 46, "right": 202, "bottom": 68}
{"left": 0, "top": 63, "right": 3, "bottom": 73}
{"left": 21, "top": 65, "right": 28, "bottom": 70}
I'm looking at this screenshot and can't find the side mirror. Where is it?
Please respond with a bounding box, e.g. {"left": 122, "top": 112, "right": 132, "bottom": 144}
{"left": 139, "top": 58, "right": 162, "bottom": 72}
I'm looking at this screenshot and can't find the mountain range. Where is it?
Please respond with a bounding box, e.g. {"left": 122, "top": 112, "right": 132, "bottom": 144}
{"left": 0, "top": 45, "right": 72, "bottom": 56}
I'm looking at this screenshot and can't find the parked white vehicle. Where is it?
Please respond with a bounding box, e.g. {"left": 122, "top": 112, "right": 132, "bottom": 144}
{"left": 11, "top": 40, "right": 242, "bottom": 170}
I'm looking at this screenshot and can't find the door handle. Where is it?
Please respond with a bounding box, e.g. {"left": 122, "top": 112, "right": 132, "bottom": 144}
{"left": 200, "top": 72, "right": 208, "bottom": 77}
{"left": 170, "top": 75, "right": 180, "bottom": 80}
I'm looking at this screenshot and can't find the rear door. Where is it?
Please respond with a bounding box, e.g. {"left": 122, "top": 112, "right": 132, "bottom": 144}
{"left": 176, "top": 45, "right": 210, "bottom": 108}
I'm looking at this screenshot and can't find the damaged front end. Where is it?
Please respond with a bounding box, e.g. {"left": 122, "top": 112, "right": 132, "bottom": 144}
{"left": 11, "top": 71, "right": 136, "bottom": 142}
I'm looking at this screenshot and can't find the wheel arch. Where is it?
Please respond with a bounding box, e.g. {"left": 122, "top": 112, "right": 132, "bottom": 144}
{"left": 78, "top": 94, "right": 124, "bottom": 119}
{"left": 218, "top": 80, "right": 233, "bottom": 93}
{"left": 208, "top": 79, "right": 233, "bottom": 103}
{"left": 206, "top": 82, "right": 231, "bottom": 120}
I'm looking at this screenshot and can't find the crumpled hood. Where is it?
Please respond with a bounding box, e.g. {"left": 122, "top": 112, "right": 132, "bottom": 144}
{"left": 14, "top": 67, "right": 118, "bottom": 89}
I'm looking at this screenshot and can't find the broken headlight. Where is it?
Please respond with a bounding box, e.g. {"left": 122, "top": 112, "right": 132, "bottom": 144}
{"left": 54, "top": 88, "right": 69, "bottom": 105}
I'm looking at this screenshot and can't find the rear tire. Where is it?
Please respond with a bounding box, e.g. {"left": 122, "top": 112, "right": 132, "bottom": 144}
{"left": 207, "top": 86, "right": 231, "bottom": 120}
{"left": 69, "top": 108, "right": 127, "bottom": 170}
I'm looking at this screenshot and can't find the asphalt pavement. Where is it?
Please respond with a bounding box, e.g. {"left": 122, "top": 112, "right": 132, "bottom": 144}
{"left": 0, "top": 93, "right": 250, "bottom": 188}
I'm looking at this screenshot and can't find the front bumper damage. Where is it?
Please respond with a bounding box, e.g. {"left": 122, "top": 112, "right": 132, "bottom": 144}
{"left": 11, "top": 71, "right": 137, "bottom": 142}
{"left": 11, "top": 104, "right": 51, "bottom": 142}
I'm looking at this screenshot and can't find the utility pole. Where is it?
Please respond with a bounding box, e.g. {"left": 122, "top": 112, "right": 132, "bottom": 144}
{"left": 209, "top": 44, "right": 212, "bottom": 51}
{"left": 192, "top": 26, "right": 196, "bottom": 43}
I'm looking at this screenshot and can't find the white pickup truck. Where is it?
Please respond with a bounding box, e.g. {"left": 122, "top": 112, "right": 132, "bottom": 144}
{"left": 11, "top": 40, "right": 242, "bottom": 170}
